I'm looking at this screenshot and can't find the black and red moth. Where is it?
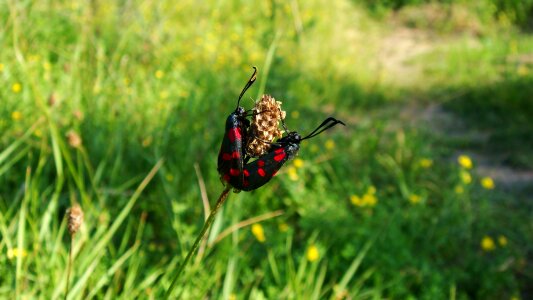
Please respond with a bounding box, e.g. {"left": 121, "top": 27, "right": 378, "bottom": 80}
{"left": 217, "top": 68, "right": 345, "bottom": 191}
{"left": 226, "top": 117, "right": 345, "bottom": 191}
{"left": 217, "top": 67, "right": 257, "bottom": 184}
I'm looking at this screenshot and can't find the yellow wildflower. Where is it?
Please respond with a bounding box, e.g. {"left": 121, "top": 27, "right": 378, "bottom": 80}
{"left": 458, "top": 155, "right": 473, "bottom": 169}
{"left": 293, "top": 158, "right": 304, "bottom": 168}
{"left": 159, "top": 90, "right": 169, "bottom": 99}
{"left": 517, "top": 65, "right": 529, "bottom": 77}
{"left": 251, "top": 223, "right": 265, "bottom": 243}
{"left": 325, "top": 139, "right": 335, "bottom": 150}
{"left": 278, "top": 223, "right": 289, "bottom": 232}
{"left": 460, "top": 170, "right": 472, "bottom": 185}
{"left": 419, "top": 158, "right": 433, "bottom": 168}
{"left": 481, "top": 236, "right": 496, "bottom": 252}
{"left": 11, "top": 111, "right": 22, "bottom": 121}
{"left": 7, "top": 248, "right": 28, "bottom": 259}
{"left": 498, "top": 235, "right": 507, "bottom": 247}
{"left": 12, "top": 83, "right": 22, "bottom": 93}
{"left": 228, "top": 294, "right": 237, "bottom": 300}
{"left": 34, "top": 129, "right": 43, "bottom": 138}
{"left": 350, "top": 195, "right": 364, "bottom": 206}
{"left": 142, "top": 136, "right": 153, "bottom": 147}
{"left": 408, "top": 194, "right": 421, "bottom": 204}
{"left": 306, "top": 245, "right": 319, "bottom": 262}
{"left": 291, "top": 110, "right": 300, "bottom": 119}
{"left": 0, "top": 63, "right": 4, "bottom": 72}
{"left": 155, "top": 70, "right": 164, "bottom": 79}
{"left": 454, "top": 185, "right": 464, "bottom": 194}
{"left": 481, "top": 177, "right": 495, "bottom": 190}
{"left": 43, "top": 61, "right": 51, "bottom": 71}
{"left": 362, "top": 193, "right": 377, "bottom": 207}
{"left": 287, "top": 166, "right": 299, "bottom": 181}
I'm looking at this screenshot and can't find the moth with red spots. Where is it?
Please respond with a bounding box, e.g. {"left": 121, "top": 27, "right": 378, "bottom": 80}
{"left": 217, "top": 67, "right": 257, "bottom": 184}
{"left": 227, "top": 117, "right": 345, "bottom": 191}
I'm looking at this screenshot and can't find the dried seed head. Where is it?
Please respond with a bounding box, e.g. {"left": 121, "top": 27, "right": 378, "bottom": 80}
{"left": 66, "top": 204, "right": 84, "bottom": 235}
{"left": 67, "top": 130, "right": 82, "bottom": 148}
{"left": 246, "top": 95, "right": 286, "bottom": 157}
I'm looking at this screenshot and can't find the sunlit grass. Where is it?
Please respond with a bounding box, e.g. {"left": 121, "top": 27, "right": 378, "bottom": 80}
{"left": 1, "top": 0, "right": 531, "bottom": 298}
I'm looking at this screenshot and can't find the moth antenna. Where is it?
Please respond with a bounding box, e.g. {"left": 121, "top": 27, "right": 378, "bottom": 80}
{"left": 236, "top": 67, "right": 258, "bottom": 110}
{"left": 301, "top": 117, "right": 345, "bottom": 140}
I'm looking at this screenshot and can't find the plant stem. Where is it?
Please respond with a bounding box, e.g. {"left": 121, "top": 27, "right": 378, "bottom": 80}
{"left": 165, "top": 186, "right": 231, "bottom": 299}
{"left": 65, "top": 236, "right": 73, "bottom": 300}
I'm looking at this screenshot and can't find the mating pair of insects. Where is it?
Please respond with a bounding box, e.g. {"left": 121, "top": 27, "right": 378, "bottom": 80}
{"left": 217, "top": 67, "right": 345, "bottom": 192}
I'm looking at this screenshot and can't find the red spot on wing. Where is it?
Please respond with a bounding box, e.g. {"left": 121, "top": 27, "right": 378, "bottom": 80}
{"left": 230, "top": 168, "right": 240, "bottom": 176}
{"left": 223, "top": 174, "right": 230, "bottom": 182}
{"left": 274, "top": 152, "right": 286, "bottom": 162}
{"left": 257, "top": 160, "right": 265, "bottom": 167}
{"left": 257, "top": 168, "right": 266, "bottom": 177}
{"left": 222, "top": 153, "right": 231, "bottom": 161}
{"left": 243, "top": 170, "right": 250, "bottom": 177}
{"left": 228, "top": 127, "right": 241, "bottom": 142}
{"left": 274, "top": 148, "right": 284, "bottom": 154}
{"left": 232, "top": 151, "right": 240, "bottom": 159}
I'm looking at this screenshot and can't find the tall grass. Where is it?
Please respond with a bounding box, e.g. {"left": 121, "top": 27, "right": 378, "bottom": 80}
{"left": 1, "top": 0, "right": 531, "bottom": 299}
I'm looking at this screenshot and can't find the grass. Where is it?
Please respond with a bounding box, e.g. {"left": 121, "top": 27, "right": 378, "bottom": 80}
{"left": 1, "top": 0, "right": 532, "bottom": 299}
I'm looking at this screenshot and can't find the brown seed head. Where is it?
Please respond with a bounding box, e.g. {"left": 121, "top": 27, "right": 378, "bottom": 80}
{"left": 67, "top": 130, "right": 82, "bottom": 148}
{"left": 246, "top": 95, "right": 286, "bottom": 157}
{"left": 67, "top": 204, "right": 84, "bottom": 235}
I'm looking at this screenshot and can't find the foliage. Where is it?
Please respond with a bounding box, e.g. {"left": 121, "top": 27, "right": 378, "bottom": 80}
{"left": 0, "top": 0, "right": 531, "bottom": 299}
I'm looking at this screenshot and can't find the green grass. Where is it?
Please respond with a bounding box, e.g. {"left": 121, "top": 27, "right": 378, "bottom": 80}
{"left": 1, "top": 0, "right": 532, "bottom": 299}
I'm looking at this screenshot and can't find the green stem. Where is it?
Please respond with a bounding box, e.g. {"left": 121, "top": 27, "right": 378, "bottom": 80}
{"left": 165, "top": 186, "right": 231, "bottom": 299}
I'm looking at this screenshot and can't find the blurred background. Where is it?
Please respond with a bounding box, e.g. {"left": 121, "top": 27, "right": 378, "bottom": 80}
{"left": 1, "top": 0, "right": 532, "bottom": 299}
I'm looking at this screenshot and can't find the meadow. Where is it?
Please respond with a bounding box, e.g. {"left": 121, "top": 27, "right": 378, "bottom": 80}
{"left": 1, "top": 0, "right": 532, "bottom": 299}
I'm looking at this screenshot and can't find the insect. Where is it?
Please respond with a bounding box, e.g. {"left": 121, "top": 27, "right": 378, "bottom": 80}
{"left": 227, "top": 117, "right": 345, "bottom": 191}
{"left": 217, "top": 67, "right": 258, "bottom": 184}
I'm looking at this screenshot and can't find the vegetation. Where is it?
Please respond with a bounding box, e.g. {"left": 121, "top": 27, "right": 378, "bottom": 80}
{"left": 1, "top": 0, "right": 531, "bottom": 299}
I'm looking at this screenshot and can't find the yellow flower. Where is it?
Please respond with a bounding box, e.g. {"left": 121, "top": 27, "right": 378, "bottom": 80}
{"left": 458, "top": 155, "right": 473, "bottom": 169}
{"left": 293, "top": 158, "right": 304, "bottom": 168}
{"left": 481, "top": 236, "right": 496, "bottom": 252}
{"left": 7, "top": 248, "right": 28, "bottom": 259}
{"left": 498, "top": 235, "right": 507, "bottom": 247}
{"left": 142, "top": 136, "right": 153, "bottom": 147}
{"left": 517, "top": 65, "right": 529, "bottom": 77}
{"left": 325, "top": 139, "right": 335, "bottom": 150}
{"left": 481, "top": 177, "right": 495, "bottom": 190}
{"left": 291, "top": 110, "right": 300, "bottom": 119}
{"left": 419, "top": 158, "right": 433, "bottom": 168}
{"left": 11, "top": 111, "right": 22, "bottom": 121}
{"left": 362, "top": 193, "right": 377, "bottom": 207}
{"left": 408, "top": 194, "right": 421, "bottom": 204}
{"left": 454, "top": 185, "right": 464, "bottom": 194}
{"left": 460, "top": 170, "right": 472, "bottom": 185}
{"left": 155, "top": 70, "right": 164, "bottom": 79}
{"left": 0, "top": 63, "right": 4, "bottom": 72}
{"left": 34, "top": 129, "right": 43, "bottom": 138}
{"left": 251, "top": 223, "right": 265, "bottom": 243}
{"left": 278, "top": 223, "right": 289, "bottom": 232}
{"left": 159, "top": 90, "right": 169, "bottom": 99}
{"left": 12, "top": 83, "right": 22, "bottom": 93}
{"left": 306, "top": 245, "right": 319, "bottom": 262}
{"left": 287, "top": 166, "right": 299, "bottom": 181}
{"left": 350, "top": 195, "right": 364, "bottom": 206}
{"left": 228, "top": 294, "right": 237, "bottom": 300}
{"left": 43, "top": 61, "right": 51, "bottom": 71}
